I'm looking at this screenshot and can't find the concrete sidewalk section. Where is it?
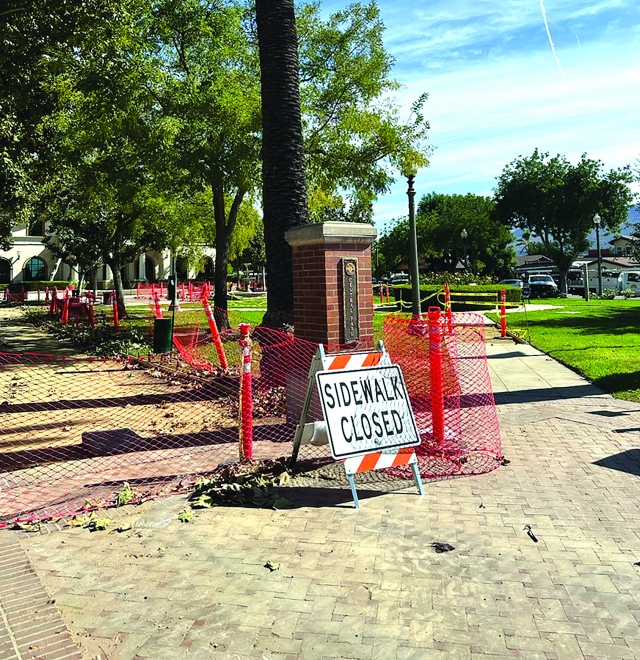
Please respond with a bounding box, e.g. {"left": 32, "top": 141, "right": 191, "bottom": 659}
{"left": 1, "top": 309, "right": 639, "bottom": 659}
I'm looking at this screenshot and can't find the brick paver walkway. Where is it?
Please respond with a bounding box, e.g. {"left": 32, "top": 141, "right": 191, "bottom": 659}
{"left": 2, "top": 329, "right": 640, "bottom": 659}
{"left": 0, "top": 533, "right": 82, "bottom": 660}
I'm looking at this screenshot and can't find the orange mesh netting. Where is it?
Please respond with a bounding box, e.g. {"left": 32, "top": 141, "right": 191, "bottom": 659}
{"left": 0, "top": 309, "right": 500, "bottom": 523}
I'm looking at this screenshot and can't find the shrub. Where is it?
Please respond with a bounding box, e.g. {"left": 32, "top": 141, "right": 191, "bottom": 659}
{"left": 5, "top": 280, "right": 73, "bottom": 292}
{"left": 622, "top": 288, "right": 636, "bottom": 299}
{"left": 418, "top": 272, "right": 494, "bottom": 286}
{"left": 600, "top": 288, "right": 616, "bottom": 300}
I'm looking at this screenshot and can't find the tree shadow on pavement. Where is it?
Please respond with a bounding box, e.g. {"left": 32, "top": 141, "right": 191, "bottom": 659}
{"left": 593, "top": 449, "right": 640, "bottom": 477}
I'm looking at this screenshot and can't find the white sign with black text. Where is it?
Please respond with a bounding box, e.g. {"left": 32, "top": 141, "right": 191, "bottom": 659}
{"left": 315, "top": 365, "right": 421, "bottom": 460}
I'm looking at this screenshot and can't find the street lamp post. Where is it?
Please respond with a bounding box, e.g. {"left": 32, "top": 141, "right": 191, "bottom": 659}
{"left": 406, "top": 173, "right": 421, "bottom": 318}
{"left": 594, "top": 214, "right": 602, "bottom": 296}
{"left": 460, "top": 228, "right": 468, "bottom": 270}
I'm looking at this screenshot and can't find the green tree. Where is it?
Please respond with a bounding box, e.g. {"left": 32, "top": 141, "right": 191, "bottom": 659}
{"left": 298, "top": 2, "right": 430, "bottom": 224}
{"left": 32, "top": 1, "right": 169, "bottom": 316}
{"left": 494, "top": 149, "right": 636, "bottom": 291}
{"left": 147, "top": 0, "right": 262, "bottom": 320}
{"left": 416, "top": 193, "right": 513, "bottom": 277}
{"left": 0, "top": 0, "right": 122, "bottom": 247}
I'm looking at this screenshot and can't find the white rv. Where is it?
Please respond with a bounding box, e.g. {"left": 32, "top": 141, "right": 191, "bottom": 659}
{"left": 617, "top": 271, "right": 640, "bottom": 296}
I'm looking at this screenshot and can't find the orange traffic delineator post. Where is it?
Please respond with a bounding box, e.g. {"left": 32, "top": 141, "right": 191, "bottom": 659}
{"left": 201, "top": 292, "right": 228, "bottom": 370}
{"left": 60, "top": 289, "right": 70, "bottom": 325}
{"left": 238, "top": 323, "right": 253, "bottom": 460}
{"left": 88, "top": 296, "right": 95, "bottom": 327}
{"left": 500, "top": 289, "right": 507, "bottom": 338}
{"left": 153, "top": 292, "right": 163, "bottom": 319}
{"left": 112, "top": 290, "right": 119, "bottom": 330}
{"left": 428, "top": 306, "right": 445, "bottom": 445}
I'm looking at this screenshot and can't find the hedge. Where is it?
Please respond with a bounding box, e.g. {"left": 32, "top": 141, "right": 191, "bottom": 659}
{"left": 393, "top": 283, "right": 522, "bottom": 312}
{"left": 6, "top": 280, "right": 73, "bottom": 292}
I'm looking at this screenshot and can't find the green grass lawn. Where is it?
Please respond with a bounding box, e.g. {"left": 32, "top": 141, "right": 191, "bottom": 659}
{"left": 497, "top": 298, "right": 640, "bottom": 402}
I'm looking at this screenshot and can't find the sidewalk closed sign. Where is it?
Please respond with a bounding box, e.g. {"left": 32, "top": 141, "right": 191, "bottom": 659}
{"left": 316, "top": 365, "right": 421, "bottom": 459}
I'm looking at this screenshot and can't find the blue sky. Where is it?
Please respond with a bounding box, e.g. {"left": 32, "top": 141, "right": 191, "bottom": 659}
{"left": 319, "top": 0, "right": 640, "bottom": 231}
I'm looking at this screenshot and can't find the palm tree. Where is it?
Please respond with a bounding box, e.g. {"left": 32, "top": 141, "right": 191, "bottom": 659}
{"left": 255, "top": 0, "right": 310, "bottom": 328}
{"left": 515, "top": 229, "right": 532, "bottom": 255}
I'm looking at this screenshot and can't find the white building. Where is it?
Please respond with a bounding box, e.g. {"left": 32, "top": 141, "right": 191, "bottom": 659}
{"left": 0, "top": 221, "right": 215, "bottom": 290}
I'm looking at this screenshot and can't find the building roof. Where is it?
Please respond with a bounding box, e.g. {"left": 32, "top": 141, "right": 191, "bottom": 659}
{"left": 609, "top": 235, "right": 638, "bottom": 245}
{"left": 515, "top": 255, "right": 553, "bottom": 267}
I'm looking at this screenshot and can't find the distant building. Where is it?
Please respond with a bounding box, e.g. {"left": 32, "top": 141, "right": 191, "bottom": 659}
{"left": 0, "top": 221, "right": 215, "bottom": 289}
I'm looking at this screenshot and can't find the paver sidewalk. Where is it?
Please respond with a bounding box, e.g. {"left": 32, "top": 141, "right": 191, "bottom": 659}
{"left": 4, "top": 328, "right": 640, "bottom": 659}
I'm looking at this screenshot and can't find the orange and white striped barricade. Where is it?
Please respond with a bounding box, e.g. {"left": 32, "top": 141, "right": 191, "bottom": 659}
{"left": 344, "top": 448, "right": 424, "bottom": 508}
{"left": 291, "top": 344, "right": 393, "bottom": 466}
{"left": 292, "top": 343, "right": 423, "bottom": 507}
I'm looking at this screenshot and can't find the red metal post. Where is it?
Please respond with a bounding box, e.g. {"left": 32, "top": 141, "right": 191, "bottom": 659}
{"left": 238, "top": 323, "right": 253, "bottom": 460}
{"left": 427, "top": 306, "right": 445, "bottom": 445}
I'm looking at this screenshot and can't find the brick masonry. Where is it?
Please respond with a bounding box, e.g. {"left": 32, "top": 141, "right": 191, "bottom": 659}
{"left": 0, "top": 532, "right": 81, "bottom": 660}
{"left": 286, "top": 223, "right": 376, "bottom": 347}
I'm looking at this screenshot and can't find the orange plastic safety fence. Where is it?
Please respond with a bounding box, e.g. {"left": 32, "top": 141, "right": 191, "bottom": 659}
{"left": 383, "top": 313, "right": 501, "bottom": 478}
{"left": 0, "top": 310, "right": 500, "bottom": 523}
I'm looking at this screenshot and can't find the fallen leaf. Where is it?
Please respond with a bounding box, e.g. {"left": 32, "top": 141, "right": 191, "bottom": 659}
{"left": 264, "top": 560, "right": 280, "bottom": 572}
{"left": 432, "top": 542, "right": 455, "bottom": 553}
{"left": 178, "top": 510, "right": 194, "bottom": 523}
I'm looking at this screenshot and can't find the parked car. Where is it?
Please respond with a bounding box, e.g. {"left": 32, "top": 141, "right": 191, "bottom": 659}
{"left": 528, "top": 274, "right": 558, "bottom": 298}
{"left": 498, "top": 279, "right": 523, "bottom": 288}
{"left": 617, "top": 271, "right": 640, "bottom": 296}
{"left": 390, "top": 273, "right": 409, "bottom": 284}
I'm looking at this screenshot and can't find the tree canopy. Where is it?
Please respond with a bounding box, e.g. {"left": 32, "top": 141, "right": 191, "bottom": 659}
{"left": 3, "top": 0, "right": 430, "bottom": 326}
{"left": 494, "top": 149, "right": 636, "bottom": 289}
{"left": 377, "top": 193, "right": 514, "bottom": 279}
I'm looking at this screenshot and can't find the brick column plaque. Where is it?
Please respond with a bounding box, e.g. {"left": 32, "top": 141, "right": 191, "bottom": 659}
{"left": 285, "top": 222, "right": 376, "bottom": 348}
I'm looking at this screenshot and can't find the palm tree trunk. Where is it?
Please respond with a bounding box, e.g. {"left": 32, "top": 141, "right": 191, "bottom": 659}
{"left": 256, "top": 0, "right": 310, "bottom": 329}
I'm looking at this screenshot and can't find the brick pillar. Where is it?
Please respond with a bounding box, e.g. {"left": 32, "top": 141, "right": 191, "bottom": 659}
{"left": 285, "top": 222, "right": 377, "bottom": 348}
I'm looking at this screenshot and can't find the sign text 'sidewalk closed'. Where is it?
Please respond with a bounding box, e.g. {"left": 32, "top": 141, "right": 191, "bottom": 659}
{"left": 316, "top": 364, "right": 420, "bottom": 460}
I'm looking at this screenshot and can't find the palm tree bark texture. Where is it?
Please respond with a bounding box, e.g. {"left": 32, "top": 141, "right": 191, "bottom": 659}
{"left": 256, "top": 0, "right": 310, "bottom": 329}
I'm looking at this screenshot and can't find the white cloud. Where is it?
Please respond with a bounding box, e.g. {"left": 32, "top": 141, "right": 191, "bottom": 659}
{"left": 316, "top": 0, "right": 640, "bottom": 229}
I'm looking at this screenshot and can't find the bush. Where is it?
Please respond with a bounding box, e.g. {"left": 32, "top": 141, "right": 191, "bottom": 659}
{"left": 419, "top": 272, "right": 494, "bottom": 286}
{"left": 622, "top": 288, "right": 636, "bottom": 299}
{"left": 600, "top": 288, "right": 617, "bottom": 300}
{"left": 6, "top": 280, "right": 73, "bottom": 292}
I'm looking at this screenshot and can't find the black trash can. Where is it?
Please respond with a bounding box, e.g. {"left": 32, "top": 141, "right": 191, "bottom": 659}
{"left": 102, "top": 291, "right": 111, "bottom": 305}
{"left": 153, "top": 317, "right": 173, "bottom": 354}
